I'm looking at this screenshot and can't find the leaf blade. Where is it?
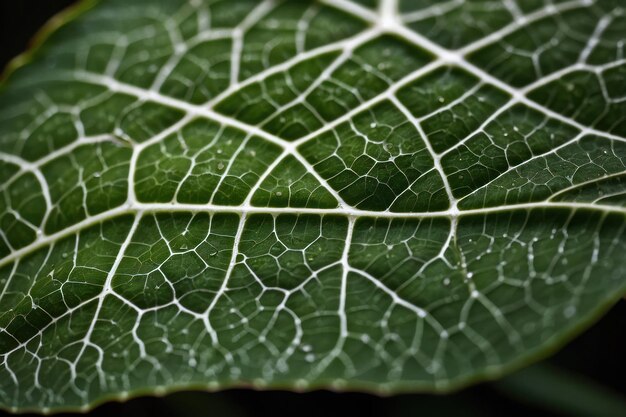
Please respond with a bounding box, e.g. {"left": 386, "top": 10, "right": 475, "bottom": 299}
{"left": 0, "top": 0, "right": 625, "bottom": 411}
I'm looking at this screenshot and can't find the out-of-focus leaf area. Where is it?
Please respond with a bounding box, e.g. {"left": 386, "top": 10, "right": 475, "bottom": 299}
{"left": 0, "top": 302, "right": 623, "bottom": 417}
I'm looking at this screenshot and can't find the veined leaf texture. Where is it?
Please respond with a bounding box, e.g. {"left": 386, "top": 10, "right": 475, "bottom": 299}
{"left": 0, "top": 0, "right": 625, "bottom": 411}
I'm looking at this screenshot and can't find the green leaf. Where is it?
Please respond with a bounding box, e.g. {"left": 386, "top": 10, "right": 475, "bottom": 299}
{"left": 1, "top": 0, "right": 625, "bottom": 412}
{"left": 495, "top": 364, "right": 626, "bottom": 417}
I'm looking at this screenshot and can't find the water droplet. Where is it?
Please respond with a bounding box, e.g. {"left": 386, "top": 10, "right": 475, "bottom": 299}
{"left": 563, "top": 305, "right": 576, "bottom": 318}
{"left": 426, "top": 361, "right": 440, "bottom": 374}
{"left": 305, "top": 353, "right": 315, "bottom": 362}
{"left": 370, "top": 122, "right": 377, "bottom": 128}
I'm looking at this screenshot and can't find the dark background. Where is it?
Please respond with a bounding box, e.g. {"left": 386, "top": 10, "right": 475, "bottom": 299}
{"left": 1, "top": 2, "right": 625, "bottom": 416}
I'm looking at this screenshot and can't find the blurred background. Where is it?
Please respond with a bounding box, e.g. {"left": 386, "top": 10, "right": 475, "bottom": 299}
{"left": 1, "top": 2, "right": 625, "bottom": 416}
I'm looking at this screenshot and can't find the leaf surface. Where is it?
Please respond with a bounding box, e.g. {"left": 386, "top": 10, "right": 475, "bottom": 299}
{"left": 0, "top": 0, "right": 625, "bottom": 411}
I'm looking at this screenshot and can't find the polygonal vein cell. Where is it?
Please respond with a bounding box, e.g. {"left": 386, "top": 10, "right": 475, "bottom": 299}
{"left": 0, "top": 0, "right": 625, "bottom": 412}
